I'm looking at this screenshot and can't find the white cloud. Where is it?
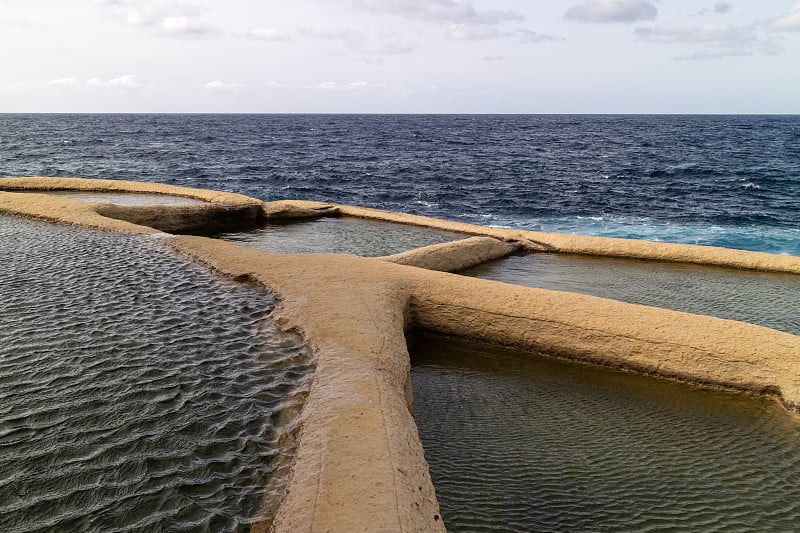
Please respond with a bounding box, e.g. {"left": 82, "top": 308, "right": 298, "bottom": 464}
{"left": 353, "top": 0, "right": 522, "bottom": 25}
{"left": 101, "top": 0, "right": 217, "bottom": 37}
{"left": 21, "top": 75, "right": 154, "bottom": 90}
{"left": 86, "top": 74, "right": 146, "bottom": 88}
{"left": 244, "top": 27, "right": 293, "bottom": 41}
{"left": 635, "top": 23, "right": 756, "bottom": 43}
{"left": 204, "top": 80, "right": 250, "bottom": 89}
{"left": 481, "top": 55, "right": 506, "bottom": 62}
{"left": 446, "top": 25, "right": 560, "bottom": 43}
{"left": 773, "top": 2, "right": 800, "bottom": 31}
{"left": 675, "top": 46, "right": 751, "bottom": 61}
{"left": 346, "top": 81, "right": 383, "bottom": 91}
{"left": 314, "top": 81, "right": 384, "bottom": 92}
{"left": 447, "top": 23, "right": 504, "bottom": 40}
{"left": 264, "top": 81, "right": 285, "bottom": 88}
{"left": 160, "top": 15, "right": 211, "bottom": 36}
{"left": 301, "top": 27, "right": 417, "bottom": 55}
{"left": 4, "top": 81, "right": 33, "bottom": 90}
{"left": 517, "top": 29, "right": 562, "bottom": 44}
{"left": 635, "top": 22, "right": 783, "bottom": 61}
{"left": 45, "top": 77, "right": 80, "bottom": 86}
{"left": 564, "top": 0, "right": 657, "bottom": 24}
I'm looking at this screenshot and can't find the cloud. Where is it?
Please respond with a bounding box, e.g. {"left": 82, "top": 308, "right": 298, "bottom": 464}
{"left": 45, "top": 77, "right": 80, "bottom": 86}
{"left": 4, "top": 81, "right": 33, "bottom": 90}
{"left": 353, "top": 0, "right": 522, "bottom": 25}
{"left": 635, "top": 23, "right": 756, "bottom": 43}
{"left": 301, "top": 28, "right": 417, "bottom": 55}
{"left": 517, "top": 29, "right": 562, "bottom": 43}
{"left": 244, "top": 27, "right": 293, "bottom": 41}
{"left": 481, "top": 55, "right": 506, "bottom": 62}
{"left": 314, "top": 81, "right": 384, "bottom": 92}
{"left": 204, "top": 80, "right": 250, "bottom": 89}
{"left": 29, "top": 75, "right": 153, "bottom": 89}
{"left": 674, "top": 47, "right": 750, "bottom": 61}
{"left": 86, "top": 74, "right": 150, "bottom": 88}
{"left": 446, "top": 23, "right": 504, "bottom": 40}
{"left": 355, "top": 0, "right": 555, "bottom": 45}
{"left": 635, "top": 22, "right": 782, "bottom": 60}
{"left": 446, "top": 25, "right": 560, "bottom": 43}
{"left": 773, "top": 2, "right": 800, "bottom": 31}
{"left": 564, "top": 0, "right": 657, "bottom": 23}
{"left": 695, "top": 2, "right": 732, "bottom": 15}
{"left": 100, "top": 0, "right": 217, "bottom": 37}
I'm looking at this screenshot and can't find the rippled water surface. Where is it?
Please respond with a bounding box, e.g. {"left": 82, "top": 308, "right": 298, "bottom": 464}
{"left": 38, "top": 191, "right": 207, "bottom": 206}
{"left": 217, "top": 217, "right": 464, "bottom": 256}
{"left": 410, "top": 335, "right": 800, "bottom": 532}
{"left": 0, "top": 216, "right": 313, "bottom": 532}
{"left": 463, "top": 253, "right": 800, "bottom": 335}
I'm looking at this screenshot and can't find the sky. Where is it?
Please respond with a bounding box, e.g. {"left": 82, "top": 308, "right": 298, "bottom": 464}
{"left": 2, "top": 0, "right": 800, "bottom": 113}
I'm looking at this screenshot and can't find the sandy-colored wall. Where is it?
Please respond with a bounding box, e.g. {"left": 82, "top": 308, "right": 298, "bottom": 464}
{"left": 2, "top": 177, "right": 799, "bottom": 532}
{"left": 166, "top": 236, "right": 800, "bottom": 533}
{"left": 0, "top": 177, "right": 265, "bottom": 233}
{"left": 380, "top": 236, "right": 520, "bottom": 272}
{"left": 334, "top": 204, "right": 800, "bottom": 275}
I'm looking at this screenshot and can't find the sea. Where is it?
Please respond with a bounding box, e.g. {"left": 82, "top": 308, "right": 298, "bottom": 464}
{"left": 1, "top": 114, "right": 798, "bottom": 256}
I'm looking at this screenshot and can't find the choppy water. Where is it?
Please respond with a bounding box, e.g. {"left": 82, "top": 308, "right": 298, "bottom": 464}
{"left": 1, "top": 114, "right": 797, "bottom": 255}
{"left": 0, "top": 216, "right": 313, "bottom": 532}
{"left": 463, "top": 253, "right": 800, "bottom": 335}
{"left": 411, "top": 335, "right": 800, "bottom": 533}
{"left": 217, "top": 217, "right": 463, "bottom": 256}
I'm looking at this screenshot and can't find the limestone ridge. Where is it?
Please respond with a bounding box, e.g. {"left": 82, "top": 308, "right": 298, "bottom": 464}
{"left": 2, "top": 176, "right": 799, "bottom": 532}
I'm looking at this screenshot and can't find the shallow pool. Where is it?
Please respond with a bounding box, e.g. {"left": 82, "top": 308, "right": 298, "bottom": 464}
{"left": 38, "top": 190, "right": 207, "bottom": 206}
{"left": 411, "top": 334, "right": 800, "bottom": 532}
{"left": 216, "top": 217, "right": 465, "bottom": 256}
{"left": 0, "top": 216, "right": 312, "bottom": 532}
{"left": 462, "top": 253, "right": 800, "bottom": 335}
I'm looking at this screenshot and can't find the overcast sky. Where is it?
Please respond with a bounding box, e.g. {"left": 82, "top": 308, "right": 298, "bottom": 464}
{"left": 2, "top": 0, "right": 800, "bottom": 113}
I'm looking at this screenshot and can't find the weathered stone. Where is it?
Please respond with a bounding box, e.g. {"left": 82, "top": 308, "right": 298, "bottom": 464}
{"left": 2, "top": 177, "right": 799, "bottom": 533}
{"left": 381, "top": 236, "right": 520, "bottom": 272}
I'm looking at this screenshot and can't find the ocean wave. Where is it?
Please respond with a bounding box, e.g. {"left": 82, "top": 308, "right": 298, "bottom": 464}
{"left": 481, "top": 214, "right": 800, "bottom": 256}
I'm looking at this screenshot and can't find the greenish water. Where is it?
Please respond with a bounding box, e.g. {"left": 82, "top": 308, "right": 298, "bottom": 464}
{"left": 410, "top": 334, "right": 800, "bottom": 532}
{"left": 0, "top": 216, "right": 313, "bottom": 532}
{"left": 216, "top": 217, "right": 464, "bottom": 256}
{"left": 39, "top": 191, "right": 207, "bottom": 206}
{"left": 462, "top": 253, "right": 800, "bottom": 335}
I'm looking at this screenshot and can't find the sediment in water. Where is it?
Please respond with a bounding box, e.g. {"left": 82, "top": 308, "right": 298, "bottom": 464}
{"left": 2, "top": 176, "right": 799, "bottom": 532}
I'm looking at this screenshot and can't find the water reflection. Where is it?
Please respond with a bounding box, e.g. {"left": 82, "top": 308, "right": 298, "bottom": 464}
{"left": 462, "top": 253, "right": 800, "bottom": 335}
{"left": 217, "top": 217, "right": 464, "bottom": 257}
{"left": 410, "top": 333, "right": 800, "bottom": 532}
{"left": 38, "top": 190, "right": 207, "bottom": 206}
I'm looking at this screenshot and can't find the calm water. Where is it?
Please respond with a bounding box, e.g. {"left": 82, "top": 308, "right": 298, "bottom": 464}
{"left": 38, "top": 191, "right": 207, "bottom": 206}
{"left": 463, "top": 253, "right": 800, "bottom": 335}
{"left": 216, "top": 217, "right": 464, "bottom": 256}
{"left": 1, "top": 114, "right": 798, "bottom": 255}
{"left": 0, "top": 216, "right": 313, "bottom": 532}
{"left": 411, "top": 335, "right": 800, "bottom": 533}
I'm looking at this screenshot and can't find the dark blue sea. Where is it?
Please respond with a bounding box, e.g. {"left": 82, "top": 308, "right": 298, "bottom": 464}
{"left": 1, "top": 114, "right": 798, "bottom": 255}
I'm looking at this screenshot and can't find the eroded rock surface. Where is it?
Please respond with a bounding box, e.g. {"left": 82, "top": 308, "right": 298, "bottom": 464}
{"left": 2, "top": 177, "right": 799, "bottom": 532}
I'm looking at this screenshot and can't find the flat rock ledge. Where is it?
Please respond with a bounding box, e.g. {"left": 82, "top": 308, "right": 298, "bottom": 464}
{"left": 380, "top": 236, "right": 521, "bottom": 272}
{"left": 2, "top": 177, "right": 799, "bottom": 533}
{"left": 0, "top": 177, "right": 264, "bottom": 233}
